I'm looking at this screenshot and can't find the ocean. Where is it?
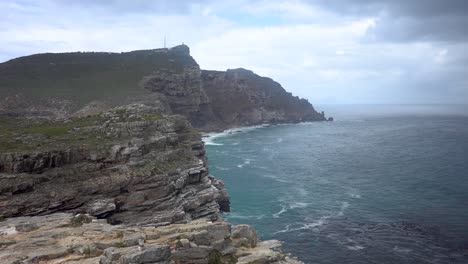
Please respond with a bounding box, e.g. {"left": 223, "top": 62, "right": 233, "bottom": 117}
{"left": 205, "top": 105, "right": 468, "bottom": 264}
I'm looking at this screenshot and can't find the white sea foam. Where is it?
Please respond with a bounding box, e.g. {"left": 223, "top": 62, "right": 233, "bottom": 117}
{"left": 290, "top": 202, "right": 309, "bottom": 209}
{"left": 203, "top": 134, "right": 224, "bottom": 146}
{"left": 296, "top": 188, "right": 308, "bottom": 197}
{"left": 337, "top": 201, "right": 350, "bottom": 216}
{"left": 273, "top": 224, "right": 292, "bottom": 234}
{"left": 393, "top": 246, "right": 412, "bottom": 254}
{"left": 273, "top": 202, "right": 309, "bottom": 218}
{"left": 237, "top": 159, "right": 251, "bottom": 168}
{"left": 214, "top": 166, "right": 230, "bottom": 171}
{"left": 347, "top": 245, "right": 365, "bottom": 251}
{"left": 346, "top": 190, "right": 362, "bottom": 199}
{"left": 302, "top": 217, "right": 328, "bottom": 229}
{"left": 273, "top": 217, "right": 328, "bottom": 235}
{"left": 348, "top": 193, "right": 362, "bottom": 199}
{"left": 202, "top": 124, "right": 269, "bottom": 146}
{"left": 260, "top": 174, "right": 290, "bottom": 183}
{"left": 273, "top": 201, "right": 350, "bottom": 235}
{"left": 273, "top": 205, "right": 288, "bottom": 218}
{"left": 226, "top": 212, "right": 264, "bottom": 220}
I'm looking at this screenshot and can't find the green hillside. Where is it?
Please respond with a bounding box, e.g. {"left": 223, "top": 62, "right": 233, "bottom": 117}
{"left": 0, "top": 46, "right": 195, "bottom": 107}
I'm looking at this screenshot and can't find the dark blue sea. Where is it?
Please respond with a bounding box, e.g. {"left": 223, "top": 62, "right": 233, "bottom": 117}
{"left": 205, "top": 105, "right": 468, "bottom": 264}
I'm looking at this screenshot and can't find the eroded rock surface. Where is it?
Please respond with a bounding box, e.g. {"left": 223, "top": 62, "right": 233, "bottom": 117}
{"left": 0, "top": 213, "right": 302, "bottom": 264}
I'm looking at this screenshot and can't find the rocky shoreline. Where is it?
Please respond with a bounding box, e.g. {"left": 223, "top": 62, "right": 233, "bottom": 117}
{"left": 0, "top": 44, "right": 324, "bottom": 263}
{"left": 0, "top": 104, "right": 304, "bottom": 263}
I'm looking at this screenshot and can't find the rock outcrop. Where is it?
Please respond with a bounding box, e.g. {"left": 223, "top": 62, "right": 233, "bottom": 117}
{"left": 201, "top": 69, "right": 325, "bottom": 130}
{"left": 0, "top": 104, "right": 229, "bottom": 225}
{"left": 141, "top": 46, "right": 326, "bottom": 131}
{"left": 0, "top": 213, "right": 302, "bottom": 264}
{"left": 141, "top": 62, "right": 218, "bottom": 130}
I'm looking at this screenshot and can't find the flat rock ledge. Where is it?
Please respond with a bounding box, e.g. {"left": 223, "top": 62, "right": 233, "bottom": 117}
{"left": 0, "top": 213, "right": 303, "bottom": 264}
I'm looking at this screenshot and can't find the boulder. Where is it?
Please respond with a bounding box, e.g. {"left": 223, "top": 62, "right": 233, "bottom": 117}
{"left": 232, "top": 224, "right": 258, "bottom": 248}
{"left": 121, "top": 245, "right": 171, "bottom": 264}
{"left": 87, "top": 199, "right": 116, "bottom": 217}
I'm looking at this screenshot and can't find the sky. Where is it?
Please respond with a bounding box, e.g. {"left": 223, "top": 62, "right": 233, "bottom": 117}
{"left": 1, "top": 0, "right": 468, "bottom": 104}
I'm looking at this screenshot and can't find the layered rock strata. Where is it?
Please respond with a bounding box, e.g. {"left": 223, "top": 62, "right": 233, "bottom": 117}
{"left": 0, "top": 104, "right": 229, "bottom": 225}
{"left": 0, "top": 213, "right": 302, "bottom": 264}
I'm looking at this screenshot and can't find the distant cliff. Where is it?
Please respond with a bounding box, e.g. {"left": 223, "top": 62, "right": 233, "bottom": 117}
{"left": 0, "top": 44, "right": 326, "bottom": 131}
{"left": 201, "top": 68, "right": 325, "bottom": 130}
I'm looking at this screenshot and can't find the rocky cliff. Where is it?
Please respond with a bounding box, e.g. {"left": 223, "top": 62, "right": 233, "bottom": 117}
{"left": 0, "top": 45, "right": 326, "bottom": 131}
{"left": 0, "top": 104, "right": 302, "bottom": 263}
{"left": 0, "top": 104, "right": 229, "bottom": 225}
{"left": 0, "top": 45, "right": 318, "bottom": 263}
{"left": 201, "top": 69, "right": 325, "bottom": 129}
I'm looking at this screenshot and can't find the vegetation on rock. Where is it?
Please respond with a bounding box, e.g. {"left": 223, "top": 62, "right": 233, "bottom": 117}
{"left": 70, "top": 214, "right": 92, "bottom": 227}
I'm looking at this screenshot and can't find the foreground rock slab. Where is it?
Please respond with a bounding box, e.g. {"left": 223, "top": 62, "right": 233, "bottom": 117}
{"left": 0, "top": 213, "right": 303, "bottom": 264}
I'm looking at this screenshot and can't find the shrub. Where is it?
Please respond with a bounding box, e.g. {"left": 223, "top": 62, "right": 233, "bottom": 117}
{"left": 70, "top": 214, "right": 92, "bottom": 227}
{"left": 115, "top": 240, "right": 126, "bottom": 248}
{"left": 175, "top": 239, "right": 183, "bottom": 249}
{"left": 83, "top": 245, "right": 91, "bottom": 257}
{"left": 208, "top": 250, "right": 222, "bottom": 264}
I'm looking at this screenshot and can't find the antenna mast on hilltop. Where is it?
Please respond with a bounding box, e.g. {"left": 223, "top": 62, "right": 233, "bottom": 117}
{"left": 164, "top": 36, "right": 167, "bottom": 48}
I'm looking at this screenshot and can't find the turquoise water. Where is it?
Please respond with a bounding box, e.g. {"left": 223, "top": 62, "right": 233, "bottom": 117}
{"left": 206, "top": 105, "right": 468, "bottom": 264}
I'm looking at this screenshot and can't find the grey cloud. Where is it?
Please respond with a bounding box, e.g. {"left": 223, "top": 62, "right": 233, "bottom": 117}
{"left": 311, "top": 0, "right": 468, "bottom": 17}
{"left": 309, "top": 0, "right": 468, "bottom": 42}
{"left": 365, "top": 14, "right": 468, "bottom": 42}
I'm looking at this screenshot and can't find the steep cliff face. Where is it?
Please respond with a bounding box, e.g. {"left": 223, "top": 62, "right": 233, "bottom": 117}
{"left": 141, "top": 62, "right": 218, "bottom": 130}
{"left": 0, "top": 104, "right": 229, "bottom": 225}
{"left": 201, "top": 69, "right": 325, "bottom": 130}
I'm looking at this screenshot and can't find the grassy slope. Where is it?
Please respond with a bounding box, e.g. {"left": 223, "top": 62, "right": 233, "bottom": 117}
{"left": 0, "top": 48, "right": 194, "bottom": 107}
{"left": 0, "top": 110, "right": 166, "bottom": 152}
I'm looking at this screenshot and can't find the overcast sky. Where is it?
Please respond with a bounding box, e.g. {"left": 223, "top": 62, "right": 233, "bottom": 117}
{"left": 1, "top": 0, "right": 467, "bottom": 104}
